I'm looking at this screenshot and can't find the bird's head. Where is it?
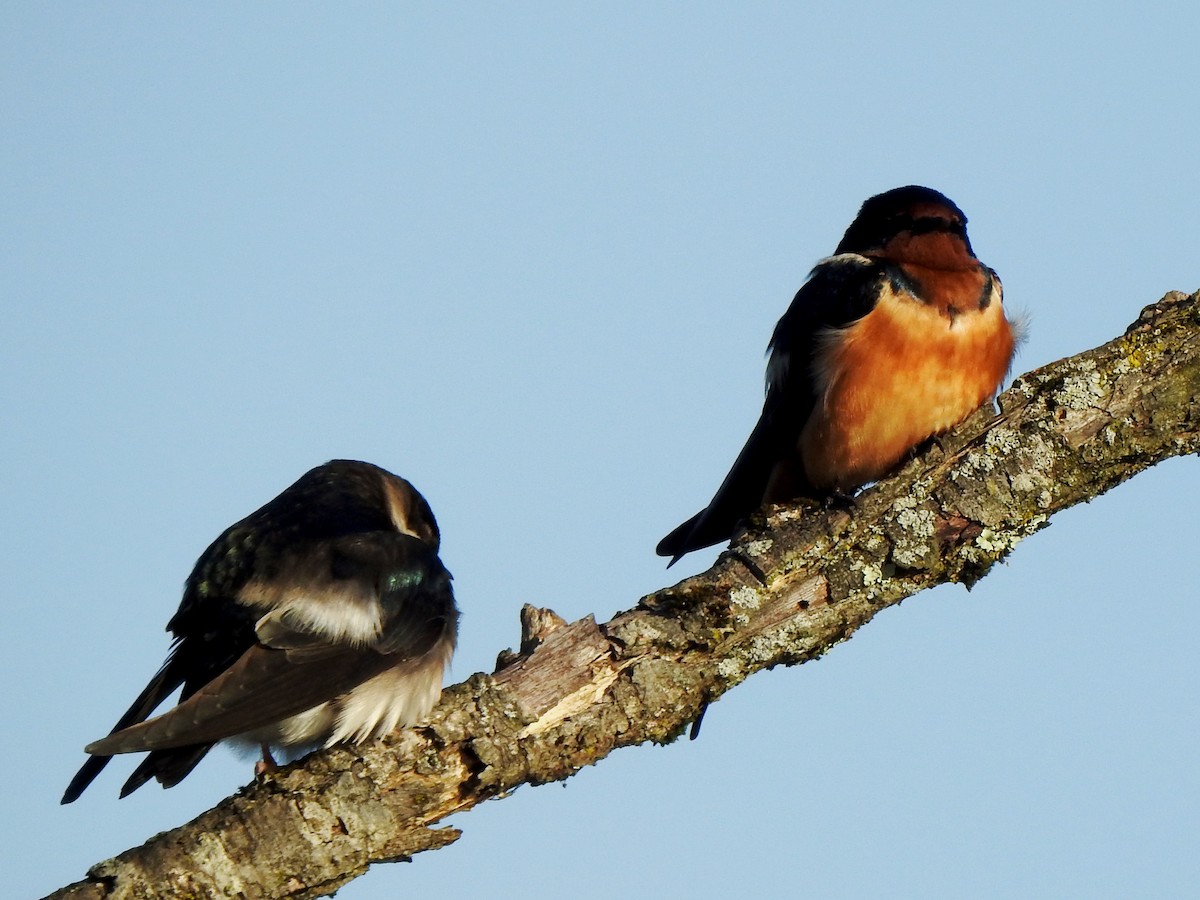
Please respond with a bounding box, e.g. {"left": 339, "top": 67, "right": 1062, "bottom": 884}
{"left": 836, "top": 185, "right": 977, "bottom": 271}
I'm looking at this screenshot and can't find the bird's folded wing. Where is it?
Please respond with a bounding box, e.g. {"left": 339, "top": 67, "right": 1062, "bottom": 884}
{"left": 85, "top": 642, "right": 392, "bottom": 754}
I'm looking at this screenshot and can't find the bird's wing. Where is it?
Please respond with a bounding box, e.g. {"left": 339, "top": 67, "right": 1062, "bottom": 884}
{"left": 86, "top": 532, "right": 453, "bottom": 755}
{"left": 657, "top": 254, "right": 883, "bottom": 562}
{"left": 85, "top": 643, "right": 385, "bottom": 753}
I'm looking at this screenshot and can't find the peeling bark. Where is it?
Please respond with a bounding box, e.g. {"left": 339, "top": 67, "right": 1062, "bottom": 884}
{"left": 47, "top": 291, "right": 1200, "bottom": 900}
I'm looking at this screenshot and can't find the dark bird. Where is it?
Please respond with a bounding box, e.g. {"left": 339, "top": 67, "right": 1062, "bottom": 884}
{"left": 62, "top": 459, "right": 458, "bottom": 802}
{"left": 657, "top": 186, "right": 1017, "bottom": 564}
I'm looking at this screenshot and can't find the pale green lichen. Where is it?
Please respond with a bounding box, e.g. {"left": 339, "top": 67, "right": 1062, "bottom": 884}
{"left": 954, "top": 449, "right": 996, "bottom": 476}
{"left": 728, "top": 586, "right": 763, "bottom": 625}
{"left": 1009, "top": 376, "right": 1037, "bottom": 397}
{"left": 985, "top": 426, "right": 1021, "bottom": 455}
{"left": 954, "top": 428, "right": 1023, "bottom": 479}
{"left": 905, "top": 480, "right": 931, "bottom": 503}
{"left": 729, "top": 586, "right": 762, "bottom": 610}
{"left": 745, "top": 634, "right": 782, "bottom": 664}
{"left": 860, "top": 561, "right": 884, "bottom": 587}
{"left": 890, "top": 499, "right": 936, "bottom": 568}
{"left": 744, "top": 618, "right": 823, "bottom": 668}
{"left": 716, "top": 657, "right": 744, "bottom": 681}
{"left": 975, "top": 527, "right": 1011, "bottom": 553}
{"left": 743, "top": 539, "right": 773, "bottom": 557}
{"left": 863, "top": 532, "right": 889, "bottom": 555}
{"left": 895, "top": 504, "right": 935, "bottom": 538}
{"left": 1056, "top": 360, "right": 1108, "bottom": 410}
{"left": 958, "top": 543, "right": 987, "bottom": 567}
{"left": 974, "top": 515, "right": 1048, "bottom": 555}
{"left": 855, "top": 559, "right": 895, "bottom": 600}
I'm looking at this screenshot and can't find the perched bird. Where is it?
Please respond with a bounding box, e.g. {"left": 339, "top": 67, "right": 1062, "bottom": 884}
{"left": 62, "top": 460, "right": 458, "bottom": 803}
{"left": 657, "top": 185, "right": 1017, "bottom": 564}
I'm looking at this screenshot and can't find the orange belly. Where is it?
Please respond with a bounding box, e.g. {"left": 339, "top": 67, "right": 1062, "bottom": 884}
{"left": 798, "top": 282, "right": 1014, "bottom": 492}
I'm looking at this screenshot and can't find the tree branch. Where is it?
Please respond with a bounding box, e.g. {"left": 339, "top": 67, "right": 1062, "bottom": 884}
{"left": 49, "top": 291, "right": 1200, "bottom": 900}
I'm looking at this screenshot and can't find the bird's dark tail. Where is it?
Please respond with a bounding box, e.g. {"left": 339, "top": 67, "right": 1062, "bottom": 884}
{"left": 60, "top": 755, "right": 112, "bottom": 805}
{"left": 61, "top": 659, "right": 182, "bottom": 804}
{"left": 656, "top": 414, "right": 782, "bottom": 565}
{"left": 119, "top": 745, "right": 211, "bottom": 798}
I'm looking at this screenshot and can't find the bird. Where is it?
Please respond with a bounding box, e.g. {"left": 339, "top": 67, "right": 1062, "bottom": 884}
{"left": 657, "top": 185, "right": 1017, "bottom": 564}
{"left": 61, "top": 459, "right": 458, "bottom": 803}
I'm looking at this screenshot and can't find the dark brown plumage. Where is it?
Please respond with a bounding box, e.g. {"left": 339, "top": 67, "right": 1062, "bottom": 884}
{"left": 62, "top": 459, "right": 458, "bottom": 802}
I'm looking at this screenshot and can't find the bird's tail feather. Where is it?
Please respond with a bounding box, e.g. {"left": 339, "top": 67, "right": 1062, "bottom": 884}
{"left": 656, "top": 415, "right": 781, "bottom": 565}
{"left": 61, "top": 659, "right": 184, "bottom": 804}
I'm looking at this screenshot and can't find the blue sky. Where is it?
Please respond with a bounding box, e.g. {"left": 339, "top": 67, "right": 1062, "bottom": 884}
{"left": 5, "top": 5, "right": 1198, "bottom": 898}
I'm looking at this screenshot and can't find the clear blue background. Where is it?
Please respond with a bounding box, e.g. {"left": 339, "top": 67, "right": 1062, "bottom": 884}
{"left": 5, "top": 5, "right": 1198, "bottom": 898}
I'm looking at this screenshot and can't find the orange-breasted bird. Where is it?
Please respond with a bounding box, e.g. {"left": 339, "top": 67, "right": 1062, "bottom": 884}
{"left": 62, "top": 460, "right": 458, "bottom": 802}
{"left": 657, "top": 185, "right": 1017, "bottom": 564}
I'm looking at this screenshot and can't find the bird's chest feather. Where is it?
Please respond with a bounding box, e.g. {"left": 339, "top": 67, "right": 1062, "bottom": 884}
{"left": 801, "top": 274, "right": 1014, "bottom": 491}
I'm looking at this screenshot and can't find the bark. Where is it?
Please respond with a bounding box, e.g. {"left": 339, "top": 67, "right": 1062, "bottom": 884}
{"left": 48, "top": 291, "right": 1200, "bottom": 900}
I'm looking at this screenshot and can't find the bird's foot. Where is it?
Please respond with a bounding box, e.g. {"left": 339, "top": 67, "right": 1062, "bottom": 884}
{"left": 255, "top": 743, "right": 279, "bottom": 778}
{"left": 822, "top": 490, "right": 856, "bottom": 511}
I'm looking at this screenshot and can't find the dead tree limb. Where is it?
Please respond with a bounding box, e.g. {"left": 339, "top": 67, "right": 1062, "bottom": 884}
{"left": 49, "top": 291, "right": 1200, "bottom": 900}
